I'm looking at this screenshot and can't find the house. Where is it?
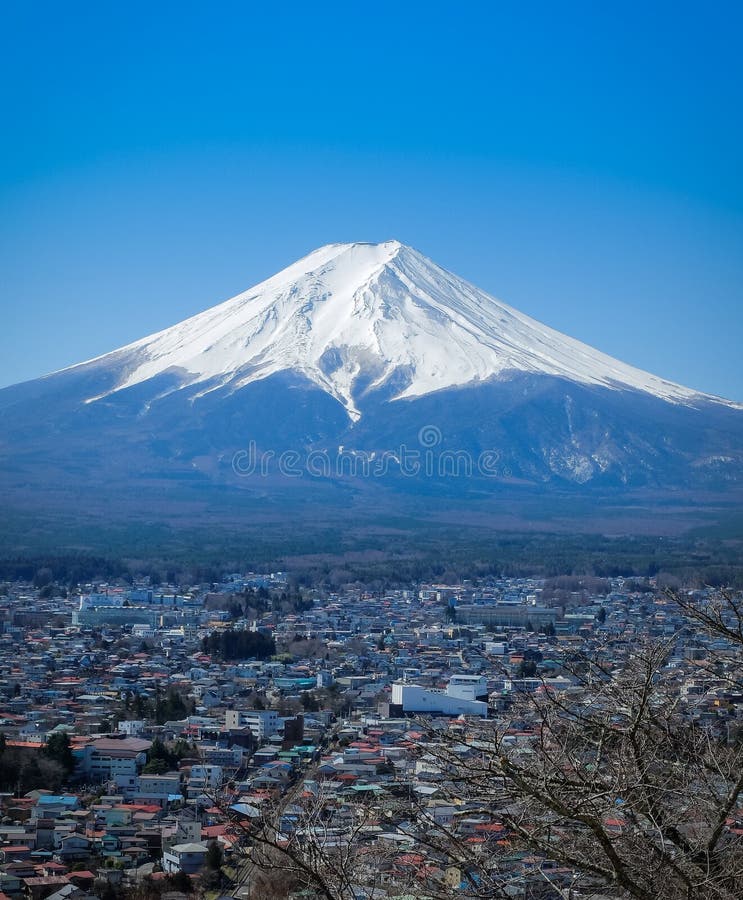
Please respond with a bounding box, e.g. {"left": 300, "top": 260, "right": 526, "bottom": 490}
{"left": 98, "top": 832, "right": 122, "bottom": 858}
{"left": 32, "top": 795, "right": 80, "bottom": 820}
{"left": 22, "top": 876, "right": 72, "bottom": 900}
{"left": 47, "top": 888, "right": 92, "bottom": 900}
{"left": 53, "top": 834, "right": 92, "bottom": 862}
{"left": 162, "top": 842, "right": 208, "bottom": 874}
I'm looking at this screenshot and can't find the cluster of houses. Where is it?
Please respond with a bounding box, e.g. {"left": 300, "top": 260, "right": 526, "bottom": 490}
{"left": 0, "top": 572, "right": 741, "bottom": 897}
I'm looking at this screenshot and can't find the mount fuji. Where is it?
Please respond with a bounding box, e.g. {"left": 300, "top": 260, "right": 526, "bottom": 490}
{"left": 64, "top": 240, "right": 730, "bottom": 419}
{"left": 1, "top": 240, "right": 742, "bottom": 522}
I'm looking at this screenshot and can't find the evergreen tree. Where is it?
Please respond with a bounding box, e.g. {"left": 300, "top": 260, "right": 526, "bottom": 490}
{"left": 206, "top": 840, "right": 223, "bottom": 870}
{"left": 43, "top": 732, "right": 75, "bottom": 774}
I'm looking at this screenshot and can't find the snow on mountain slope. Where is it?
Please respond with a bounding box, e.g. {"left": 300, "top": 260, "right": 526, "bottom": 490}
{"left": 76, "top": 240, "right": 736, "bottom": 419}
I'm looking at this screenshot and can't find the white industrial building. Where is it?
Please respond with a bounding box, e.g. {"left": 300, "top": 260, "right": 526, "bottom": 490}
{"left": 390, "top": 675, "right": 488, "bottom": 718}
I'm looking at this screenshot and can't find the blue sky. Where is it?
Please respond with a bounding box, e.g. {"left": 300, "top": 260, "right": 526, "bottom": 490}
{"left": 2, "top": 1, "right": 742, "bottom": 399}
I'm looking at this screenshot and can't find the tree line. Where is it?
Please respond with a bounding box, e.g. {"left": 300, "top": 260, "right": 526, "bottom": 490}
{"left": 201, "top": 628, "right": 275, "bottom": 660}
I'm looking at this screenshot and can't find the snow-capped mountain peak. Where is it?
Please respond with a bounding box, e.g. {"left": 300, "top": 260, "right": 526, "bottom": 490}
{"left": 78, "top": 240, "right": 735, "bottom": 419}
{"left": 4, "top": 240, "right": 742, "bottom": 499}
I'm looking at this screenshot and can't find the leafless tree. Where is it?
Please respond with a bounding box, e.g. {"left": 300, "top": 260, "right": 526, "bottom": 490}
{"left": 415, "top": 641, "right": 743, "bottom": 898}
{"left": 214, "top": 589, "right": 743, "bottom": 900}
{"left": 405, "top": 589, "right": 743, "bottom": 899}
